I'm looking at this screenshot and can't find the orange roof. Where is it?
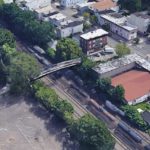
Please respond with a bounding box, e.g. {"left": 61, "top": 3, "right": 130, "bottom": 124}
{"left": 112, "top": 70, "right": 150, "bottom": 102}
{"left": 91, "top": 0, "right": 117, "bottom": 11}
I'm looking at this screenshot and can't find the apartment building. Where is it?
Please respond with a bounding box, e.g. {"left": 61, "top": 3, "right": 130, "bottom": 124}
{"left": 98, "top": 13, "right": 137, "bottom": 40}
{"left": 80, "top": 29, "right": 108, "bottom": 55}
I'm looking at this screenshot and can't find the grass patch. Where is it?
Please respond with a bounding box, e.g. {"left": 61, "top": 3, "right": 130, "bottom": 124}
{"left": 133, "top": 102, "right": 150, "bottom": 111}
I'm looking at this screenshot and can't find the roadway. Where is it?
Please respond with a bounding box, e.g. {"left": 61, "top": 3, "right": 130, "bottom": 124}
{"left": 15, "top": 39, "right": 150, "bottom": 150}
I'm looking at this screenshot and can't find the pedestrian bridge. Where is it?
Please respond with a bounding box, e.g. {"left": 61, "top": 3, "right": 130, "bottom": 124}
{"left": 32, "top": 58, "right": 81, "bottom": 81}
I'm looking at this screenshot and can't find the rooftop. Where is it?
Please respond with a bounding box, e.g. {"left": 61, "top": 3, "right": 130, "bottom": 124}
{"left": 100, "top": 13, "right": 137, "bottom": 31}
{"left": 59, "top": 20, "right": 83, "bottom": 29}
{"left": 112, "top": 69, "right": 150, "bottom": 102}
{"left": 93, "top": 54, "right": 150, "bottom": 75}
{"left": 142, "top": 111, "right": 150, "bottom": 125}
{"left": 49, "top": 13, "right": 66, "bottom": 21}
{"left": 91, "top": 0, "right": 117, "bottom": 11}
{"left": 80, "top": 28, "right": 108, "bottom": 40}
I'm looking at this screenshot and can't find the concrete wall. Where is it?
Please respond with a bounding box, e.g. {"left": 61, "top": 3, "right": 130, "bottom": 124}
{"left": 99, "top": 62, "right": 136, "bottom": 78}
{"left": 128, "top": 93, "right": 150, "bottom": 105}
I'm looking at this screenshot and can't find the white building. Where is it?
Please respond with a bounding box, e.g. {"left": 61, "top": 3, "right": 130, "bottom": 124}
{"left": 16, "top": 0, "right": 51, "bottom": 10}
{"left": 127, "top": 12, "right": 150, "bottom": 34}
{"left": 60, "top": 0, "right": 85, "bottom": 7}
{"left": 49, "top": 13, "right": 66, "bottom": 26}
{"left": 98, "top": 13, "right": 137, "bottom": 40}
{"left": 57, "top": 20, "right": 83, "bottom": 38}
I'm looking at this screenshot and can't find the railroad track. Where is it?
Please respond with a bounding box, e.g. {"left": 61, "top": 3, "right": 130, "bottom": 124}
{"left": 15, "top": 39, "right": 144, "bottom": 150}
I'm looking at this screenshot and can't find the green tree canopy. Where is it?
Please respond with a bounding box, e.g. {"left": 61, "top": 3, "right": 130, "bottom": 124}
{"left": 0, "top": 3, "right": 55, "bottom": 46}
{"left": 118, "top": 0, "right": 142, "bottom": 12}
{"left": 8, "top": 52, "right": 40, "bottom": 94}
{"left": 122, "top": 105, "right": 148, "bottom": 130}
{"left": 96, "top": 77, "right": 112, "bottom": 92}
{"left": 56, "top": 38, "right": 82, "bottom": 61}
{"left": 69, "top": 114, "right": 115, "bottom": 150}
{"left": 80, "top": 56, "right": 95, "bottom": 71}
{"left": 115, "top": 43, "right": 131, "bottom": 57}
{"left": 0, "top": 28, "right": 15, "bottom": 48}
{"left": 110, "top": 85, "right": 125, "bottom": 103}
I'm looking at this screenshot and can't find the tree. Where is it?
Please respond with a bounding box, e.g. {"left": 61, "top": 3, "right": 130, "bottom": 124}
{"left": 96, "top": 77, "right": 111, "bottom": 92}
{"left": 0, "top": 28, "right": 15, "bottom": 48}
{"left": 80, "top": 56, "right": 95, "bottom": 72}
{"left": 118, "top": 0, "right": 142, "bottom": 12}
{"left": 122, "top": 105, "right": 148, "bottom": 130}
{"left": 83, "top": 12, "right": 90, "bottom": 20}
{"left": 56, "top": 38, "right": 82, "bottom": 61}
{"left": 0, "top": 3, "right": 55, "bottom": 46}
{"left": 8, "top": 52, "right": 40, "bottom": 94}
{"left": 115, "top": 43, "right": 130, "bottom": 57}
{"left": 46, "top": 48, "right": 56, "bottom": 59}
{"left": 90, "top": 15, "right": 98, "bottom": 25}
{"left": 110, "top": 85, "right": 125, "bottom": 103}
{"left": 69, "top": 114, "right": 115, "bottom": 150}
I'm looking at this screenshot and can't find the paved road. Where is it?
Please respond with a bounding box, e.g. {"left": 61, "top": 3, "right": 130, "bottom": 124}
{"left": 108, "top": 36, "right": 150, "bottom": 58}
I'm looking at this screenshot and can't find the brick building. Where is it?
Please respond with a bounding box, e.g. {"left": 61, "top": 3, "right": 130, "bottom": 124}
{"left": 80, "top": 29, "right": 108, "bottom": 55}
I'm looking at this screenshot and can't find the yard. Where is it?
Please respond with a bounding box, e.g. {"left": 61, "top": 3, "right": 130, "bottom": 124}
{"left": 133, "top": 102, "right": 150, "bottom": 112}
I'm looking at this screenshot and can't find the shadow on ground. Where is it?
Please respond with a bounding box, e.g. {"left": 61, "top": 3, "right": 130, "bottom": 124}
{"left": 0, "top": 94, "right": 79, "bottom": 150}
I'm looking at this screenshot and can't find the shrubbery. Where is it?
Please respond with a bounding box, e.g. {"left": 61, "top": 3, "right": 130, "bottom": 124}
{"left": 32, "top": 81, "right": 74, "bottom": 123}
{"left": 122, "top": 105, "right": 149, "bottom": 131}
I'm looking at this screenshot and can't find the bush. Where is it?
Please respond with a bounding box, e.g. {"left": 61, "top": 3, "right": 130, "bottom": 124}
{"left": 122, "top": 105, "right": 149, "bottom": 131}
{"left": 32, "top": 81, "right": 74, "bottom": 123}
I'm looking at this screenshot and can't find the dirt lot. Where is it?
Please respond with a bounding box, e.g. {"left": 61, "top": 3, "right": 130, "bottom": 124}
{"left": 0, "top": 95, "right": 78, "bottom": 150}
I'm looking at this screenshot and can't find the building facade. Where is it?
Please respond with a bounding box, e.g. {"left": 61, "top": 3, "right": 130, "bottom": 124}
{"left": 57, "top": 21, "right": 83, "bottom": 38}
{"left": 98, "top": 13, "right": 137, "bottom": 40}
{"left": 127, "top": 12, "right": 150, "bottom": 34}
{"left": 80, "top": 29, "right": 108, "bottom": 55}
{"left": 61, "top": 0, "right": 85, "bottom": 7}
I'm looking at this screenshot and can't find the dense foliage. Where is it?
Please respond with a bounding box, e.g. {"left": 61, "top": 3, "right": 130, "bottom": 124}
{"left": 96, "top": 78, "right": 125, "bottom": 103}
{"left": 116, "top": 43, "right": 131, "bottom": 58}
{"left": 8, "top": 52, "right": 40, "bottom": 94}
{"left": 0, "top": 3, "right": 55, "bottom": 46}
{"left": 109, "top": 85, "right": 125, "bottom": 103}
{"left": 0, "top": 28, "right": 15, "bottom": 48}
{"left": 96, "top": 77, "right": 111, "bottom": 92}
{"left": 32, "top": 81, "right": 74, "bottom": 123}
{"left": 118, "top": 0, "right": 142, "bottom": 12}
{"left": 56, "top": 38, "right": 82, "bottom": 61}
{"left": 69, "top": 114, "right": 115, "bottom": 150}
{"left": 122, "top": 105, "right": 149, "bottom": 131}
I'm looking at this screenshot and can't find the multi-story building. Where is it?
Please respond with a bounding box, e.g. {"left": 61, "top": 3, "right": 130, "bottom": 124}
{"left": 57, "top": 20, "right": 83, "bottom": 38}
{"left": 60, "top": 0, "right": 85, "bottom": 7}
{"left": 98, "top": 13, "right": 137, "bottom": 40}
{"left": 80, "top": 29, "right": 108, "bottom": 55}
{"left": 127, "top": 12, "right": 150, "bottom": 34}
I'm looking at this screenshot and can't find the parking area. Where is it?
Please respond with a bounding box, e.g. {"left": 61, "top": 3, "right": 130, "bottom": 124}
{"left": 0, "top": 95, "right": 77, "bottom": 150}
